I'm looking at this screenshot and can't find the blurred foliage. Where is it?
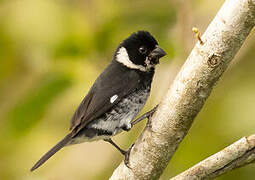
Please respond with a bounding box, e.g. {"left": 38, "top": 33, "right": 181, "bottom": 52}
{"left": 6, "top": 73, "right": 71, "bottom": 137}
{"left": 0, "top": 0, "right": 254, "bottom": 180}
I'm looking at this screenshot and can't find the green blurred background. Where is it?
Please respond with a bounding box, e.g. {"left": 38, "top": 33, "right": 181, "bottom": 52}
{"left": 0, "top": 0, "right": 255, "bottom": 179}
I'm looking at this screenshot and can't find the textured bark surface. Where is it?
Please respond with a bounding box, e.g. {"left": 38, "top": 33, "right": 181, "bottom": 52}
{"left": 110, "top": 0, "right": 255, "bottom": 179}
{"left": 171, "top": 135, "right": 255, "bottom": 180}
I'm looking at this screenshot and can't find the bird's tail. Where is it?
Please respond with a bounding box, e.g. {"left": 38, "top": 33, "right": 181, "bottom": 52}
{"left": 30, "top": 133, "right": 72, "bottom": 171}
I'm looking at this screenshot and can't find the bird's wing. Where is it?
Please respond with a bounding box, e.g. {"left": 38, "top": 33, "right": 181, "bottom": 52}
{"left": 70, "top": 63, "right": 141, "bottom": 136}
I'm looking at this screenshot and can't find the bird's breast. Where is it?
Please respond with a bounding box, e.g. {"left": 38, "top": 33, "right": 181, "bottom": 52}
{"left": 70, "top": 85, "right": 151, "bottom": 144}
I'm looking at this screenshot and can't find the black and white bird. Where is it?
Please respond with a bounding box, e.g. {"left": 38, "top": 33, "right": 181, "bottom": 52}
{"left": 31, "top": 31, "right": 166, "bottom": 171}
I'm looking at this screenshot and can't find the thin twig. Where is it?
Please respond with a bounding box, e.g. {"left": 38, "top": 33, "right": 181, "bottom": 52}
{"left": 192, "top": 27, "right": 204, "bottom": 45}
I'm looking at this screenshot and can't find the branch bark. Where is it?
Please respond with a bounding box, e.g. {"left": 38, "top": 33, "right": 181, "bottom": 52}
{"left": 110, "top": 0, "right": 255, "bottom": 179}
{"left": 171, "top": 135, "right": 255, "bottom": 180}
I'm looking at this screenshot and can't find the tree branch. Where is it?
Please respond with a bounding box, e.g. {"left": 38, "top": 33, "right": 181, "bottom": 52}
{"left": 171, "top": 135, "right": 255, "bottom": 180}
{"left": 110, "top": 0, "right": 255, "bottom": 179}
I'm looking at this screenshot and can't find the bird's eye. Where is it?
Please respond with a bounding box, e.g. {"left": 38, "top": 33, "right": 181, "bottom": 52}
{"left": 139, "top": 46, "right": 147, "bottom": 54}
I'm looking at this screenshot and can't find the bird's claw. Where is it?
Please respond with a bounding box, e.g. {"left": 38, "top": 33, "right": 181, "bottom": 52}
{"left": 124, "top": 143, "right": 134, "bottom": 168}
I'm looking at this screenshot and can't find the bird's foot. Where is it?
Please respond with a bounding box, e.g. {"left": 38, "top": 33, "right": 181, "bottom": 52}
{"left": 104, "top": 138, "right": 133, "bottom": 168}
{"left": 131, "top": 105, "right": 159, "bottom": 127}
{"left": 123, "top": 143, "right": 134, "bottom": 168}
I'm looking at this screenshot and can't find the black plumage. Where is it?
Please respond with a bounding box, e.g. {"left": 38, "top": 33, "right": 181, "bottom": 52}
{"left": 70, "top": 61, "right": 145, "bottom": 135}
{"left": 31, "top": 31, "right": 166, "bottom": 171}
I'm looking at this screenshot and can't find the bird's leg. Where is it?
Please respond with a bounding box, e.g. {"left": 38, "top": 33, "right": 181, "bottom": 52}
{"left": 105, "top": 106, "right": 159, "bottom": 167}
{"left": 104, "top": 138, "right": 126, "bottom": 155}
{"left": 104, "top": 138, "right": 133, "bottom": 168}
{"left": 131, "top": 105, "right": 158, "bottom": 127}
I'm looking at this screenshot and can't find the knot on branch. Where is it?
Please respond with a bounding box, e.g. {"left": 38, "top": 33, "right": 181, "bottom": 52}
{"left": 207, "top": 53, "right": 221, "bottom": 68}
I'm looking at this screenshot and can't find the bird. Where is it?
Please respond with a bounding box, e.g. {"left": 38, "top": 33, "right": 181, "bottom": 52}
{"left": 31, "top": 30, "right": 166, "bottom": 171}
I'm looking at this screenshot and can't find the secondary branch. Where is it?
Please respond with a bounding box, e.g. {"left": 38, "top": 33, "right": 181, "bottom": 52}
{"left": 171, "top": 135, "right": 255, "bottom": 180}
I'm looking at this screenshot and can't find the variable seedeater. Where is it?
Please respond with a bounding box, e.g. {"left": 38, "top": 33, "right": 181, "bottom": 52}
{"left": 31, "top": 31, "right": 166, "bottom": 171}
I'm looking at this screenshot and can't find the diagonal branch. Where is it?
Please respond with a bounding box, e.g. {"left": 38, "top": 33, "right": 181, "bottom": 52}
{"left": 171, "top": 134, "right": 255, "bottom": 180}
{"left": 110, "top": 0, "right": 255, "bottom": 179}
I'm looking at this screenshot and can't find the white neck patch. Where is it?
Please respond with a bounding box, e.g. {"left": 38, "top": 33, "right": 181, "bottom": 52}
{"left": 115, "top": 47, "right": 146, "bottom": 72}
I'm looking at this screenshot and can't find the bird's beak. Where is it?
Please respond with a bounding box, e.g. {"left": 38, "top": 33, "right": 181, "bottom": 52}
{"left": 150, "top": 45, "right": 167, "bottom": 59}
{"left": 148, "top": 45, "right": 166, "bottom": 65}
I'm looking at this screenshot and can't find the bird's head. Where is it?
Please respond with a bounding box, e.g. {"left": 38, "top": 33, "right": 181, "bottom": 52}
{"left": 115, "top": 31, "right": 166, "bottom": 72}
